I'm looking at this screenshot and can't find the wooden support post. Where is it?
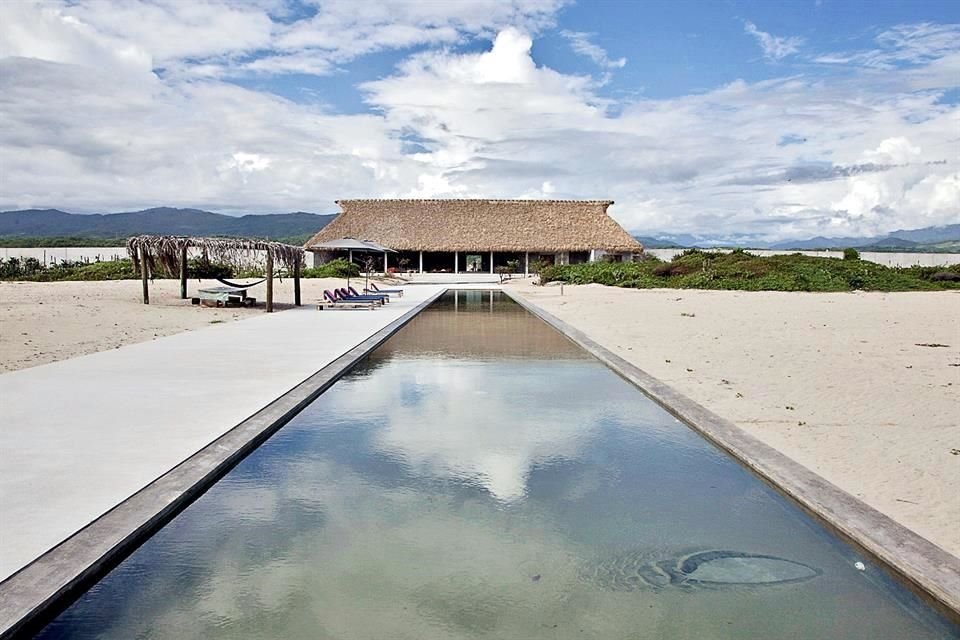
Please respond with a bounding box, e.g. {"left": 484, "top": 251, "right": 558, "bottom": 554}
{"left": 179, "top": 246, "right": 188, "bottom": 299}
{"left": 140, "top": 247, "right": 149, "bottom": 305}
{"left": 454, "top": 251, "right": 458, "bottom": 274}
{"left": 490, "top": 251, "right": 494, "bottom": 274}
{"left": 265, "top": 252, "right": 274, "bottom": 313}
{"left": 419, "top": 251, "right": 423, "bottom": 274}
{"left": 524, "top": 252, "right": 529, "bottom": 276}
{"left": 294, "top": 256, "right": 301, "bottom": 307}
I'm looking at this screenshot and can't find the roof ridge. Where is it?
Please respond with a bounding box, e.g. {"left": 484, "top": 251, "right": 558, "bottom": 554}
{"left": 336, "top": 198, "right": 614, "bottom": 204}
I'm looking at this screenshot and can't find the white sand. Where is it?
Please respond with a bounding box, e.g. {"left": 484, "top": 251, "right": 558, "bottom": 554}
{"left": 0, "top": 278, "right": 347, "bottom": 373}
{"left": 511, "top": 282, "right": 960, "bottom": 558}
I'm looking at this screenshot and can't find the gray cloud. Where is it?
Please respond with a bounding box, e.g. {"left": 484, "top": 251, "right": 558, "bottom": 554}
{"left": 722, "top": 163, "right": 901, "bottom": 186}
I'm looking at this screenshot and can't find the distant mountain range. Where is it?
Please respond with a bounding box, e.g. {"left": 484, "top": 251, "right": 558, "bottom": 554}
{"left": 767, "top": 224, "right": 960, "bottom": 251}
{"left": 1, "top": 207, "right": 956, "bottom": 253}
{"left": 635, "top": 224, "right": 960, "bottom": 253}
{"left": 0, "top": 208, "right": 336, "bottom": 243}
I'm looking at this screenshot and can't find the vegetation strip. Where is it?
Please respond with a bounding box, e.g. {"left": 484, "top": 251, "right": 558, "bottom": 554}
{"left": 539, "top": 249, "right": 960, "bottom": 291}
{"left": 0, "top": 289, "right": 446, "bottom": 638}
{"left": 0, "top": 257, "right": 360, "bottom": 281}
{"left": 504, "top": 289, "right": 960, "bottom": 621}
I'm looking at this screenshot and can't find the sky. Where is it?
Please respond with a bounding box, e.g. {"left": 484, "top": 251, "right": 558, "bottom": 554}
{"left": 0, "top": 0, "right": 958, "bottom": 241}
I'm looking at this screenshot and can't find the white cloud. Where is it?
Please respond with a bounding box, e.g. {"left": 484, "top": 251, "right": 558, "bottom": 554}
{"left": 0, "top": 1, "right": 152, "bottom": 74}
{"left": 24, "top": 0, "right": 569, "bottom": 79}
{"left": 358, "top": 31, "right": 959, "bottom": 238}
{"left": 744, "top": 21, "right": 804, "bottom": 61}
{"left": 815, "top": 22, "right": 960, "bottom": 69}
{"left": 0, "top": 1, "right": 957, "bottom": 241}
{"left": 861, "top": 137, "right": 922, "bottom": 165}
{"left": 561, "top": 30, "right": 626, "bottom": 69}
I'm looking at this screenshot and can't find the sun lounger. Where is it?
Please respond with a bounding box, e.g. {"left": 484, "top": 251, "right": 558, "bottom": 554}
{"left": 196, "top": 285, "right": 257, "bottom": 307}
{"left": 348, "top": 286, "right": 388, "bottom": 301}
{"left": 339, "top": 287, "right": 388, "bottom": 303}
{"left": 317, "top": 289, "right": 377, "bottom": 310}
{"left": 364, "top": 282, "right": 403, "bottom": 296}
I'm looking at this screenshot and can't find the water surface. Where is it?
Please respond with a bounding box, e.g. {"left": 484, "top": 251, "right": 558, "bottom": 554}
{"left": 39, "top": 290, "right": 959, "bottom": 639}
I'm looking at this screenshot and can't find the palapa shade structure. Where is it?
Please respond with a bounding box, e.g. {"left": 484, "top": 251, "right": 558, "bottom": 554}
{"left": 305, "top": 199, "right": 642, "bottom": 253}
{"left": 127, "top": 235, "right": 305, "bottom": 312}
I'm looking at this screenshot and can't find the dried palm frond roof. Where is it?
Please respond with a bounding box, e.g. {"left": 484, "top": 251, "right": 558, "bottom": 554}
{"left": 127, "top": 235, "right": 304, "bottom": 275}
{"left": 305, "top": 199, "right": 643, "bottom": 253}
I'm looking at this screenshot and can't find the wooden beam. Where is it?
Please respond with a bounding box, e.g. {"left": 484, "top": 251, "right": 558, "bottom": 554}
{"left": 179, "top": 246, "right": 188, "bottom": 299}
{"left": 265, "top": 252, "right": 274, "bottom": 313}
{"left": 140, "top": 247, "right": 149, "bottom": 305}
{"left": 293, "top": 255, "right": 301, "bottom": 307}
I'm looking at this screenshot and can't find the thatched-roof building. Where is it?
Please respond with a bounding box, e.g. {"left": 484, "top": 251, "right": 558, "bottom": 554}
{"left": 304, "top": 199, "right": 642, "bottom": 274}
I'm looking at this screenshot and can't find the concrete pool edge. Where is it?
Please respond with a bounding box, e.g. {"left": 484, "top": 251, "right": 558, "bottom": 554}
{"left": 503, "top": 289, "right": 960, "bottom": 621}
{"left": 0, "top": 288, "right": 448, "bottom": 639}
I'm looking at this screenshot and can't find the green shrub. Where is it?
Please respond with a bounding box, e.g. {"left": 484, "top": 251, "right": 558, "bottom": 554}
{"left": 843, "top": 247, "right": 860, "bottom": 261}
{"left": 64, "top": 259, "right": 137, "bottom": 280}
{"left": 188, "top": 258, "right": 233, "bottom": 279}
{"left": 233, "top": 267, "right": 265, "bottom": 278}
{"left": 930, "top": 271, "right": 960, "bottom": 282}
{"left": 0, "top": 257, "right": 138, "bottom": 281}
{"left": 302, "top": 258, "right": 360, "bottom": 278}
{"left": 536, "top": 250, "right": 960, "bottom": 292}
{"left": 652, "top": 262, "right": 674, "bottom": 277}
{"left": 529, "top": 259, "right": 551, "bottom": 275}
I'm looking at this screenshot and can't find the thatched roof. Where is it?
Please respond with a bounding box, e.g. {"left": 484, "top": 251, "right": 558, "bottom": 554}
{"left": 127, "top": 235, "right": 304, "bottom": 275}
{"left": 305, "top": 199, "right": 642, "bottom": 253}
{"left": 311, "top": 238, "right": 396, "bottom": 252}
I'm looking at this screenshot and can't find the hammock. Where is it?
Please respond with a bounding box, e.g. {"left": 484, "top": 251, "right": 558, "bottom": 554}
{"left": 215, "top": 277, "right": 268, "bottom": 289}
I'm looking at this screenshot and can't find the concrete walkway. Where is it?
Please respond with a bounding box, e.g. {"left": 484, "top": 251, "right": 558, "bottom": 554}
{"left": 0, "top": 286, "right": 445, "bottom": 583}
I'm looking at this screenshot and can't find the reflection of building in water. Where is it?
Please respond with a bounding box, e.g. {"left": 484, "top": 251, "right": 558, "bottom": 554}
{"left": 375, "top": 291, "right": 589, "bottom": 361}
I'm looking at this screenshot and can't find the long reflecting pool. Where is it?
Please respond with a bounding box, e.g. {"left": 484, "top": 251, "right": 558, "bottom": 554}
{"left": 39, "top": 291, "right": 958, "bottom": 638}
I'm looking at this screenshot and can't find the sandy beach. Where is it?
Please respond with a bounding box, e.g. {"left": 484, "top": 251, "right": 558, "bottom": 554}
{"left": 0, "top": 278, "right": 346, "bottom": 373}
{"left": 2, "top": 278, "right": 958, "bottom": 558}
{"left": 510, "top": 281, "right": 960, "bottom": 557}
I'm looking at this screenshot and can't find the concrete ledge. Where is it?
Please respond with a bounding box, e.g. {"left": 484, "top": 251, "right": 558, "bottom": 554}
{"left": 0, "top": 289, "right": 447, "bottom": 638}
{"left": 504, "top": 289, "right": 960, "bottom": 622}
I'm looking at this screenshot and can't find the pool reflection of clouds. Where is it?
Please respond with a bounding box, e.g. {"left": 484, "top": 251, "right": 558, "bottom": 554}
{"left": 329, "top": 358, "right": 677, "bottom": 502}
{"left": 78, "top": 453, "right": 607, "bottom": 639}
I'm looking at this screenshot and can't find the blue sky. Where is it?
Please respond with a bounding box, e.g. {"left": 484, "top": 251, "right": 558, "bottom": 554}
{"left": 239, "top": 1, "right": 960, "bottom": 107}
{"left": 1, "top": 0, "right": 958, "bottom": 241}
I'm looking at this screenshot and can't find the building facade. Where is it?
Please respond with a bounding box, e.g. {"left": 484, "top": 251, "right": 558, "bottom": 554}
{"left": 304, "top": 199, "right": 643, "bottom": 274}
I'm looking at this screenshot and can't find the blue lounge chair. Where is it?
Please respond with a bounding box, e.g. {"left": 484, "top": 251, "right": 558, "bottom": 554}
{"left": 345, "top": 287, "right": 389, "bottom": 303}
{"left": 338, "top": 288, "right": 387, "bottom": 304}
{"left": 318, "top": 290, "right": 377, "bottom": 310}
